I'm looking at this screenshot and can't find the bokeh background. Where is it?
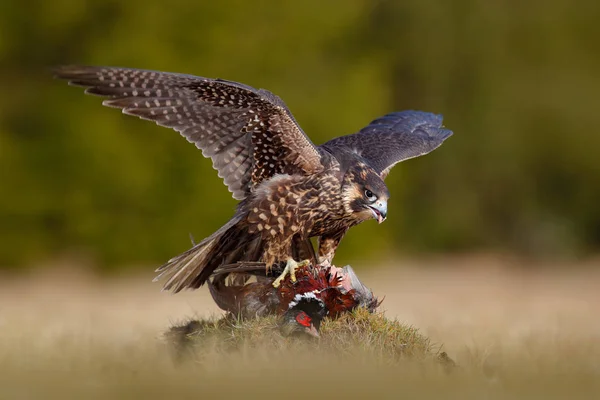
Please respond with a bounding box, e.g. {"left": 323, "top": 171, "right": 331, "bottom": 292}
{"left": 1, "top": 0, "right": 599, "bottom": 270}
{"left": 2, "top": 2, "right": 600, "bottom": 397}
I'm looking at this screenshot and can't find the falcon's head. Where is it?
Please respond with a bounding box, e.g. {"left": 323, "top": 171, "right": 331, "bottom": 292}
{"left": 280, "top": 292, "right": 327, "bottom": 338}
{"left": 342, "top": 163, "right": 390, "bottom": 224}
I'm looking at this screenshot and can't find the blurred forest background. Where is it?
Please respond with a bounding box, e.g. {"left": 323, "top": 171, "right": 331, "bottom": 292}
{"left": 1, "top": 0, "right": 599, "bottom": 271}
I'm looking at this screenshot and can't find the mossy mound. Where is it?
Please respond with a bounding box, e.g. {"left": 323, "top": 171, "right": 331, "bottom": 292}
{"left": 165, "top": 308, "right": 454, "bottom": 369}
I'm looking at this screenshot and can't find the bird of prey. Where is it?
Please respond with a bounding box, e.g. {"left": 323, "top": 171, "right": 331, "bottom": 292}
{"left": 54, "top": 66, "right": 453, "bottom": 292}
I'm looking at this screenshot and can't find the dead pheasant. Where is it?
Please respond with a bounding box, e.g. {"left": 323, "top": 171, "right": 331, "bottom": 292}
{"left": 207, "top": 262, "right": 380, "bottom": 337}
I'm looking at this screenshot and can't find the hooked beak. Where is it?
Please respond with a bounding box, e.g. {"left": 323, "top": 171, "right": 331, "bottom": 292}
{"left": 368, "top": 200, "right": 388, "bottom": 224}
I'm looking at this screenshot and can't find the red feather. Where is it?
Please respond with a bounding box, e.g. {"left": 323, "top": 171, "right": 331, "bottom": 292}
{"left": 277, "top": 264, "right": 359, "bottom": 318}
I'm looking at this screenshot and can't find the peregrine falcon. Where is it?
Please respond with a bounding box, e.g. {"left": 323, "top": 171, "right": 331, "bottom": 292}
{"left": 54, "top": 66, "right": 453, "bottom": 292}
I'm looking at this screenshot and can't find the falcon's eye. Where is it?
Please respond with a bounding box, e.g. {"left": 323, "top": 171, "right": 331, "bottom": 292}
{"left": 364, "top": 189, "right": 376, "bottom": 202}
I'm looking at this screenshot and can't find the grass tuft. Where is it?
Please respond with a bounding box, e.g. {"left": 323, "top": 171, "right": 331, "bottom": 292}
{"left": 164, "top": 307, "right": 446, "bottom": 368}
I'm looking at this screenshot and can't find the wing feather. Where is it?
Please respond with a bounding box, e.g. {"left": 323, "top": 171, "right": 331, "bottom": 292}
{"left": 54, "top": 65, "right": 324, "bottom": 200}
{"left": 321, "top": 110, "right": 452, "bottom": 179}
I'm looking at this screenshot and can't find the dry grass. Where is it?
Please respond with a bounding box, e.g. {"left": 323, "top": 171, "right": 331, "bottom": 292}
{"left": 1, "top": 256, "right": 600, "bottom": 398}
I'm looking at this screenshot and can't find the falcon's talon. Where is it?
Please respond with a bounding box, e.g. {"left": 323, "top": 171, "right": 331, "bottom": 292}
{"left": 272, "top": 258, "right": 310, "bottom": 288}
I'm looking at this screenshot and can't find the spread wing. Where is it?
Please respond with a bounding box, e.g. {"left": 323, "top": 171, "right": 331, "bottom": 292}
{"left": 54, "top": 66, "right": 324, "bottom": 200}
{"left": 321, "top": 111, "right": 452, "bottom": 179}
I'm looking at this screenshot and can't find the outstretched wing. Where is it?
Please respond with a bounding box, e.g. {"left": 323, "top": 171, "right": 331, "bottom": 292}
{"left": 54, "top": 66, "right": 324, "bottom": 200}
{"left": 321, "top": 111, "right": 452, "bottom": 179}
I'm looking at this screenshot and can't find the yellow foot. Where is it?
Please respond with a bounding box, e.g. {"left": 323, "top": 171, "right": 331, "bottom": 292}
{"left": 272, "top": 259, "right": 310, "bottom": 288}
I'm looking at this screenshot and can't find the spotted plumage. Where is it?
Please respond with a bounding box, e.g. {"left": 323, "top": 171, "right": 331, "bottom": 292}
{"left": 54, "top": 65, "right": 453, "bottom": 293}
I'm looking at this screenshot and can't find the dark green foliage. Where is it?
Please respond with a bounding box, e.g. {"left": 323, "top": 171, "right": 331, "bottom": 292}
{"left": 1, "top": 0, "right": 599, "bottom": 268}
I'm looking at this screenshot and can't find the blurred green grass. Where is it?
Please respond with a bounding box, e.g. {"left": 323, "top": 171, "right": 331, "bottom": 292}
{"left": 1, "top": 0, "right": 600, "bottom": 269}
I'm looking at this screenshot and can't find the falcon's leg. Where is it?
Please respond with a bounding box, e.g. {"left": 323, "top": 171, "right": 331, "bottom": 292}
{"left": 317, "top": 229, "right": 347, "bottom": 267}
{"left": 272, "top": 258, "right": 310, "bottom": 288}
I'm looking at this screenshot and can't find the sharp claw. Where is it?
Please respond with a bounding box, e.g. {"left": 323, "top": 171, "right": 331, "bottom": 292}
{"left": 272, "top": 262, "right": 291, "bottom": 288}
{"left": 271, "top": 259, "right": 310, "bottom": 287}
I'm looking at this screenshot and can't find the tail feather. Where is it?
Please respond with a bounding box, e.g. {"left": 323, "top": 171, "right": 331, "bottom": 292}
{"left": 154, "top": 237, "right": 218, "bottom": 292}
{"left": 154, "top": 214, "right": 317, "bottom": 294}
{"left": 164, "top": 241, "right": 217, "bottom": 291}
{"left": 212, "top": 262, "right": 271, "bottom": 277}
{"left": 154, "top": 214, "right": 246, "bottom": 293}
